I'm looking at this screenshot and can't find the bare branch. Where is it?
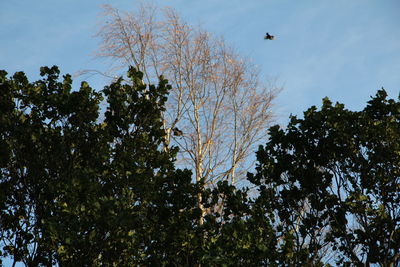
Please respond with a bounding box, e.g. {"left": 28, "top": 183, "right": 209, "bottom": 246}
{"left": 94, "top": 4, "right": 279, "bottom": 223}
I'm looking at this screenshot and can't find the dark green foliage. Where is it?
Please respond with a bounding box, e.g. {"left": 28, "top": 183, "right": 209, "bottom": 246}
{"left": 250, "top": 89, "right": 400, "bottom": 266}
{"left": 203, "top": 183, "right": 280, "bottom": 265}
{"left": 1, "top": 65, "right": 398, "bottom": 266}
{"left": 0, "top": 66, "right": 199, "bottom": 266}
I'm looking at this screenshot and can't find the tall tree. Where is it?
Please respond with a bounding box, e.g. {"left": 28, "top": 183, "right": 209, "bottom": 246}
{"left": 94, "top": 4, "right": 278, "bottom": 223}
{"left": 248, "top": 89, "right": 400, "bottom": 266}
{"left": 0, "top": 66, "right": 200, "bottom": 266}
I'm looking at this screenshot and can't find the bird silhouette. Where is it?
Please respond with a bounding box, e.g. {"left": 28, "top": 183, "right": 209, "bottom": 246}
{"left": 264, "top": 32, "right": 275, "bottom": 40}
{"left": 173, "top": 127, "right": 183, "bottom": 136}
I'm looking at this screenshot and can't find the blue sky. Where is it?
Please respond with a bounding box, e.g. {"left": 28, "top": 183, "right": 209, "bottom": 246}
{"left": 1, "top": 0, "right": 399, "bottom": 125}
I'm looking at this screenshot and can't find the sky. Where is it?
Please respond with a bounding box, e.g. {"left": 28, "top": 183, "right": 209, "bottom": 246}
{"left": 1, "top": 0, "right": 400, "bottom": 126}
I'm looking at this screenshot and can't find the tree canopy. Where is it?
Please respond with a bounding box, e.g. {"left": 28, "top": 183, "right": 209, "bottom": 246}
{"left": 0, "top": 67, "right": 199, "bottom": 266}
{"left": 0, "top": 66, "right": 399, "bottom": 266}
{"left": 249, "top": 89, "right": 400, "bottom": 265}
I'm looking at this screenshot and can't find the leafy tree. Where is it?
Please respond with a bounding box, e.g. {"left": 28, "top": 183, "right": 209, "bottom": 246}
{"left": 2, "top": 65, "right": 398, "bottom": 267}
{"left": 0, "top": 66, "right": 199, "bottom": 266}
{"left": 248, "top": 89, "right": 400, "bottom": 266}
{"left": 199, "top": 181, "right": 282, "bottom": 266}
{"left": 0, "top": 65, "right": 308, "bottom": 266}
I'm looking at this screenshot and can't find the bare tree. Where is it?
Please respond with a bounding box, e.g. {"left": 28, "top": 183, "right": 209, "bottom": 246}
{"left": 95, "top": 4, "right": 279, "bottom": 224}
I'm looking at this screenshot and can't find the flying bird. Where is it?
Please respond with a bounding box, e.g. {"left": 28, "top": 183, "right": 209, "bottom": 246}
{"left": 264, "top": 32, "right": 275, "bottom": 40}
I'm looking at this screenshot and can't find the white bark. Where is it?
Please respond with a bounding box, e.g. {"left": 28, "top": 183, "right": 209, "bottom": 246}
{"left": 94, "top": 4, "right": 279, "bottom": 223}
